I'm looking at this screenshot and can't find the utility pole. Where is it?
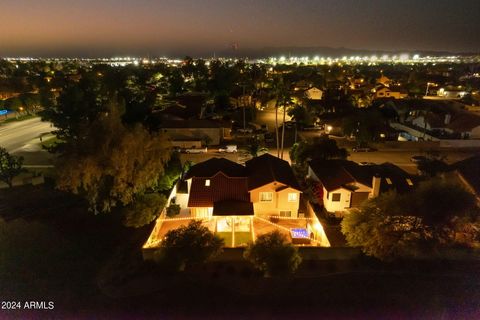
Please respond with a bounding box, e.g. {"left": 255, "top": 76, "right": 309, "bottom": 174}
{"left": 242, "top": 84, "right": 246, "bottom": 131}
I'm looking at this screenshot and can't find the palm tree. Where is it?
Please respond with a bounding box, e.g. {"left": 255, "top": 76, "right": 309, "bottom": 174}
{"left": 271, "top": 76, "right": 287, "bottom": 158}
{"left": 246, "top": 137, "right": 268, "bottom": 158}
{"left": 277, "top": 81, "right": 293, "bottom": 160}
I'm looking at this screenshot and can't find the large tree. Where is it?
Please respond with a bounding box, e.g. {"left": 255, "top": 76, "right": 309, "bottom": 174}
{"left": 122, "top": 193, "right": 167, "bottom": 228}
{"left": 341, "top": 199, "right": 431, "bottom": 261}
{"left": 55, "top": 103, "right": 171, "bottom": 213}
{"left": 0, "top": 148, "right": 24, "bottom": 188}
{"left": 341, "top": 180, "right": 480, "bottom": 260}
{"left": 41, "top": 74, "right": 109, "bottom": 144}
{"left": 290, "top": 136, "right": 348, "bottom": 166}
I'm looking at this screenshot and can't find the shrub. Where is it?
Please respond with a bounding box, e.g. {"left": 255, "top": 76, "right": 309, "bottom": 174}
{"left": 156, "top": 220, "right": 224, "bottom": 271}
{"left": 166, "top": 204, "right": 181, "bottom": 217}
{"left": 244, "top": 230, "right": 302, "bottom": 277}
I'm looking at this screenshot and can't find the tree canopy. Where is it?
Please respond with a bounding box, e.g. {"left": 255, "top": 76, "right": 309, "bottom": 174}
{"left": 244, "top": 230, "right": 302, "bottom": 277}
{"left": 0, "top": 147, "right": 24, "bottom": 187}
{"left": 341, "top": 180, "right": 480, "bottom": 260}
{"left": 122, "top": 193, "right": 167, "bottom": 228}
{"left": 156, "top": 220, "right": 224, "bottom": 271}
{"left": 55, "top": 103, "right": 171, "bottom": 213}
{"left": 290, "top": 136, "right": 348, "bottom": 166}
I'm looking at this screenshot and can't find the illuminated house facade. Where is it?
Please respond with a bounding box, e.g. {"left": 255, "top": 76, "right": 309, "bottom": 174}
{"left": 178, "top": 155, "right": 303, "bottom": 246}
{"left": 308, "top": 160, "right": 414, "bottom": 217}
{"left": 184, "top": 155, "right": 302, "bottom": 220}
{"left": 142, "top": 155, "right": 331, "bottom": 253}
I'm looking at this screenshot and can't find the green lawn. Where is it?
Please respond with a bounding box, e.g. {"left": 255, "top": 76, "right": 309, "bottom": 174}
{"left": 0, "top": 114, "right": 37, "bottom": 125}
{"left": 216, "top": 231, "right": 253, "bottom": 247}
{"left": 216, "top": 232, "right": 233, "bottom": 247}
{"left": 234, "top": 232, "right": 253, "bottom": 246}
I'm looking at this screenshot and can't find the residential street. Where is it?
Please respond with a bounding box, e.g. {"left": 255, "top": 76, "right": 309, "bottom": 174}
{"left": 0, "top": 117, "right": 56, "bottom": 165}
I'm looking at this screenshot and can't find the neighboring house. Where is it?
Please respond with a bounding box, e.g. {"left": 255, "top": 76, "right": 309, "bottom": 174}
{"left": 304, "top": 87, "right": 323, "bottom": 100}
{"left": 161, "top": 119, "right": 232, "bottom": 146}
{"left": 376, "top": 74, "right": 391, "bottom": 87}
{"left": 183, "top": 154, "right": 302, "bottom": 219}
{"left": 410, "top": 111, "right": 480, "bottom": 139}
{"left": 308, "top": 160, "right": 414, "bottom": 216}
{"left": 374, "top": 86, "right": 407, "bottom": 99}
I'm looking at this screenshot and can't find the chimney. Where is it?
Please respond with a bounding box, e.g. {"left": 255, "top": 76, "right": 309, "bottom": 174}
{"left": 371, "top": 175, "right": 381, "bottom": 198}
{"left": 444, "top": 114, "right": 451, "bottom": 125}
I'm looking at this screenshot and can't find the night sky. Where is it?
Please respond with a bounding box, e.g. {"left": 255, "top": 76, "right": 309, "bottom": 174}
{"left": 1, "top": 0, "right": 479, "bottom": 57}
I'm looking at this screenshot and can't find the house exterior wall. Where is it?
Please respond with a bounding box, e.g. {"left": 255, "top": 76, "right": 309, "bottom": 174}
{"left": 305, "top": 88, "right": 323, "bottom": 100}
{"left": 276, "top": 187, "right": 301, "bottom": 218}
{"left": 323, "top": 187, "right": 352, "bottom": 213}
{"left": 163, "top": 127, "right": 221, "bottom": 145}
{"left": 250, "top": 184, "right": 279, "bottom": 216}
{"left": 250, "top": 183, "right": 300, "bottom": 217}
{"left": 191, "top": 207, "right": 213, "bottom": 218}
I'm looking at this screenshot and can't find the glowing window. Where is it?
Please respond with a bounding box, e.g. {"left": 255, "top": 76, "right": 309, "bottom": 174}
{"left": 288, "top": 193, "right": 298, "bottom": 202}
{"left": 406, "top": 178, "right": 414, "bottom": 186}
{"left": 205, "top": 179, "right": 210, "bottom": 186}
{"left": 260, "top": 192, "right": 273, "bottom": 202}
{"left": 386, "top": 178, "right": 393, "bottom": 185}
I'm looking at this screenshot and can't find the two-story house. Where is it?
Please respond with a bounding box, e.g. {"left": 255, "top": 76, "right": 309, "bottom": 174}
{"left": 246, "top": 154, "right": 302, "bottom": 218}
{"left": 308, "top": 160, "right": 414, "bottom": 216}
{"left": 183, "top": 154, "right": 302, "bottom": 218}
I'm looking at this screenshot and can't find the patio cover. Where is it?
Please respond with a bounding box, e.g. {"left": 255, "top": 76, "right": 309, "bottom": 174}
{"left": 213, "top": 200, "right": 254, "bottom": 216}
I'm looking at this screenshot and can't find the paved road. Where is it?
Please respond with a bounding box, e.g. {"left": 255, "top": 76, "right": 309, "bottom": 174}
{"left": 0, "top": 117, "right": 56, "bottom": 165}
{"left": 256, "top": 101, "right": 292, "bottom": 133}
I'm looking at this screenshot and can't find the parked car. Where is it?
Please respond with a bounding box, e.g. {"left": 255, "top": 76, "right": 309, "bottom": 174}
{"left": 352, "top": 146, "right": 376, "bottom": 152}
{"left": 237, "top": 128, "right": 254, "bottom": 134}
{"left": 218, "top": 145, "right": 237, "bottom": 153}
{"left": 185, "top": 147, "right": 208, "bottom": 153}
{"left": 410, "top": 155, "right": 428, "bottom": 163}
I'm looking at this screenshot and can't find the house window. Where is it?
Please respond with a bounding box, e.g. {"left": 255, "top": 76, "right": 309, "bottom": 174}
{"left": 205, "top": 179, "right": 210, "bottom": 186}
{"left": 260, "top": 192, "right": 273, "bottom": 202}
{"left": 280, "top": 211, "right": 291, "bottom": 217}
{"left": 288, "top": 193, "right": 298, "bottom": 202}
{"left": 331, "top": 193, "right": 341, "bottom": 202}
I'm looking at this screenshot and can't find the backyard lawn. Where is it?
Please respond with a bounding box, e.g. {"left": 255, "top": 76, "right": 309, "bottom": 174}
{"left": 216, "top": 231, "right": 253, "bottom": 247}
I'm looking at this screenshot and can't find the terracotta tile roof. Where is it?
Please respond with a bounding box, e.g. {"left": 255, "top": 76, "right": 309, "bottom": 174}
{"left": 188, "top": 173, "right": 249, "bottom": 207}
{"left": 185, "top": 158, "right": 246, "bottom": 179}
{"left": 308, "top": 159, "right": 414, "bottom": 193}
{"left": 246, "top": 154, "right": 301, "bottom": 191}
